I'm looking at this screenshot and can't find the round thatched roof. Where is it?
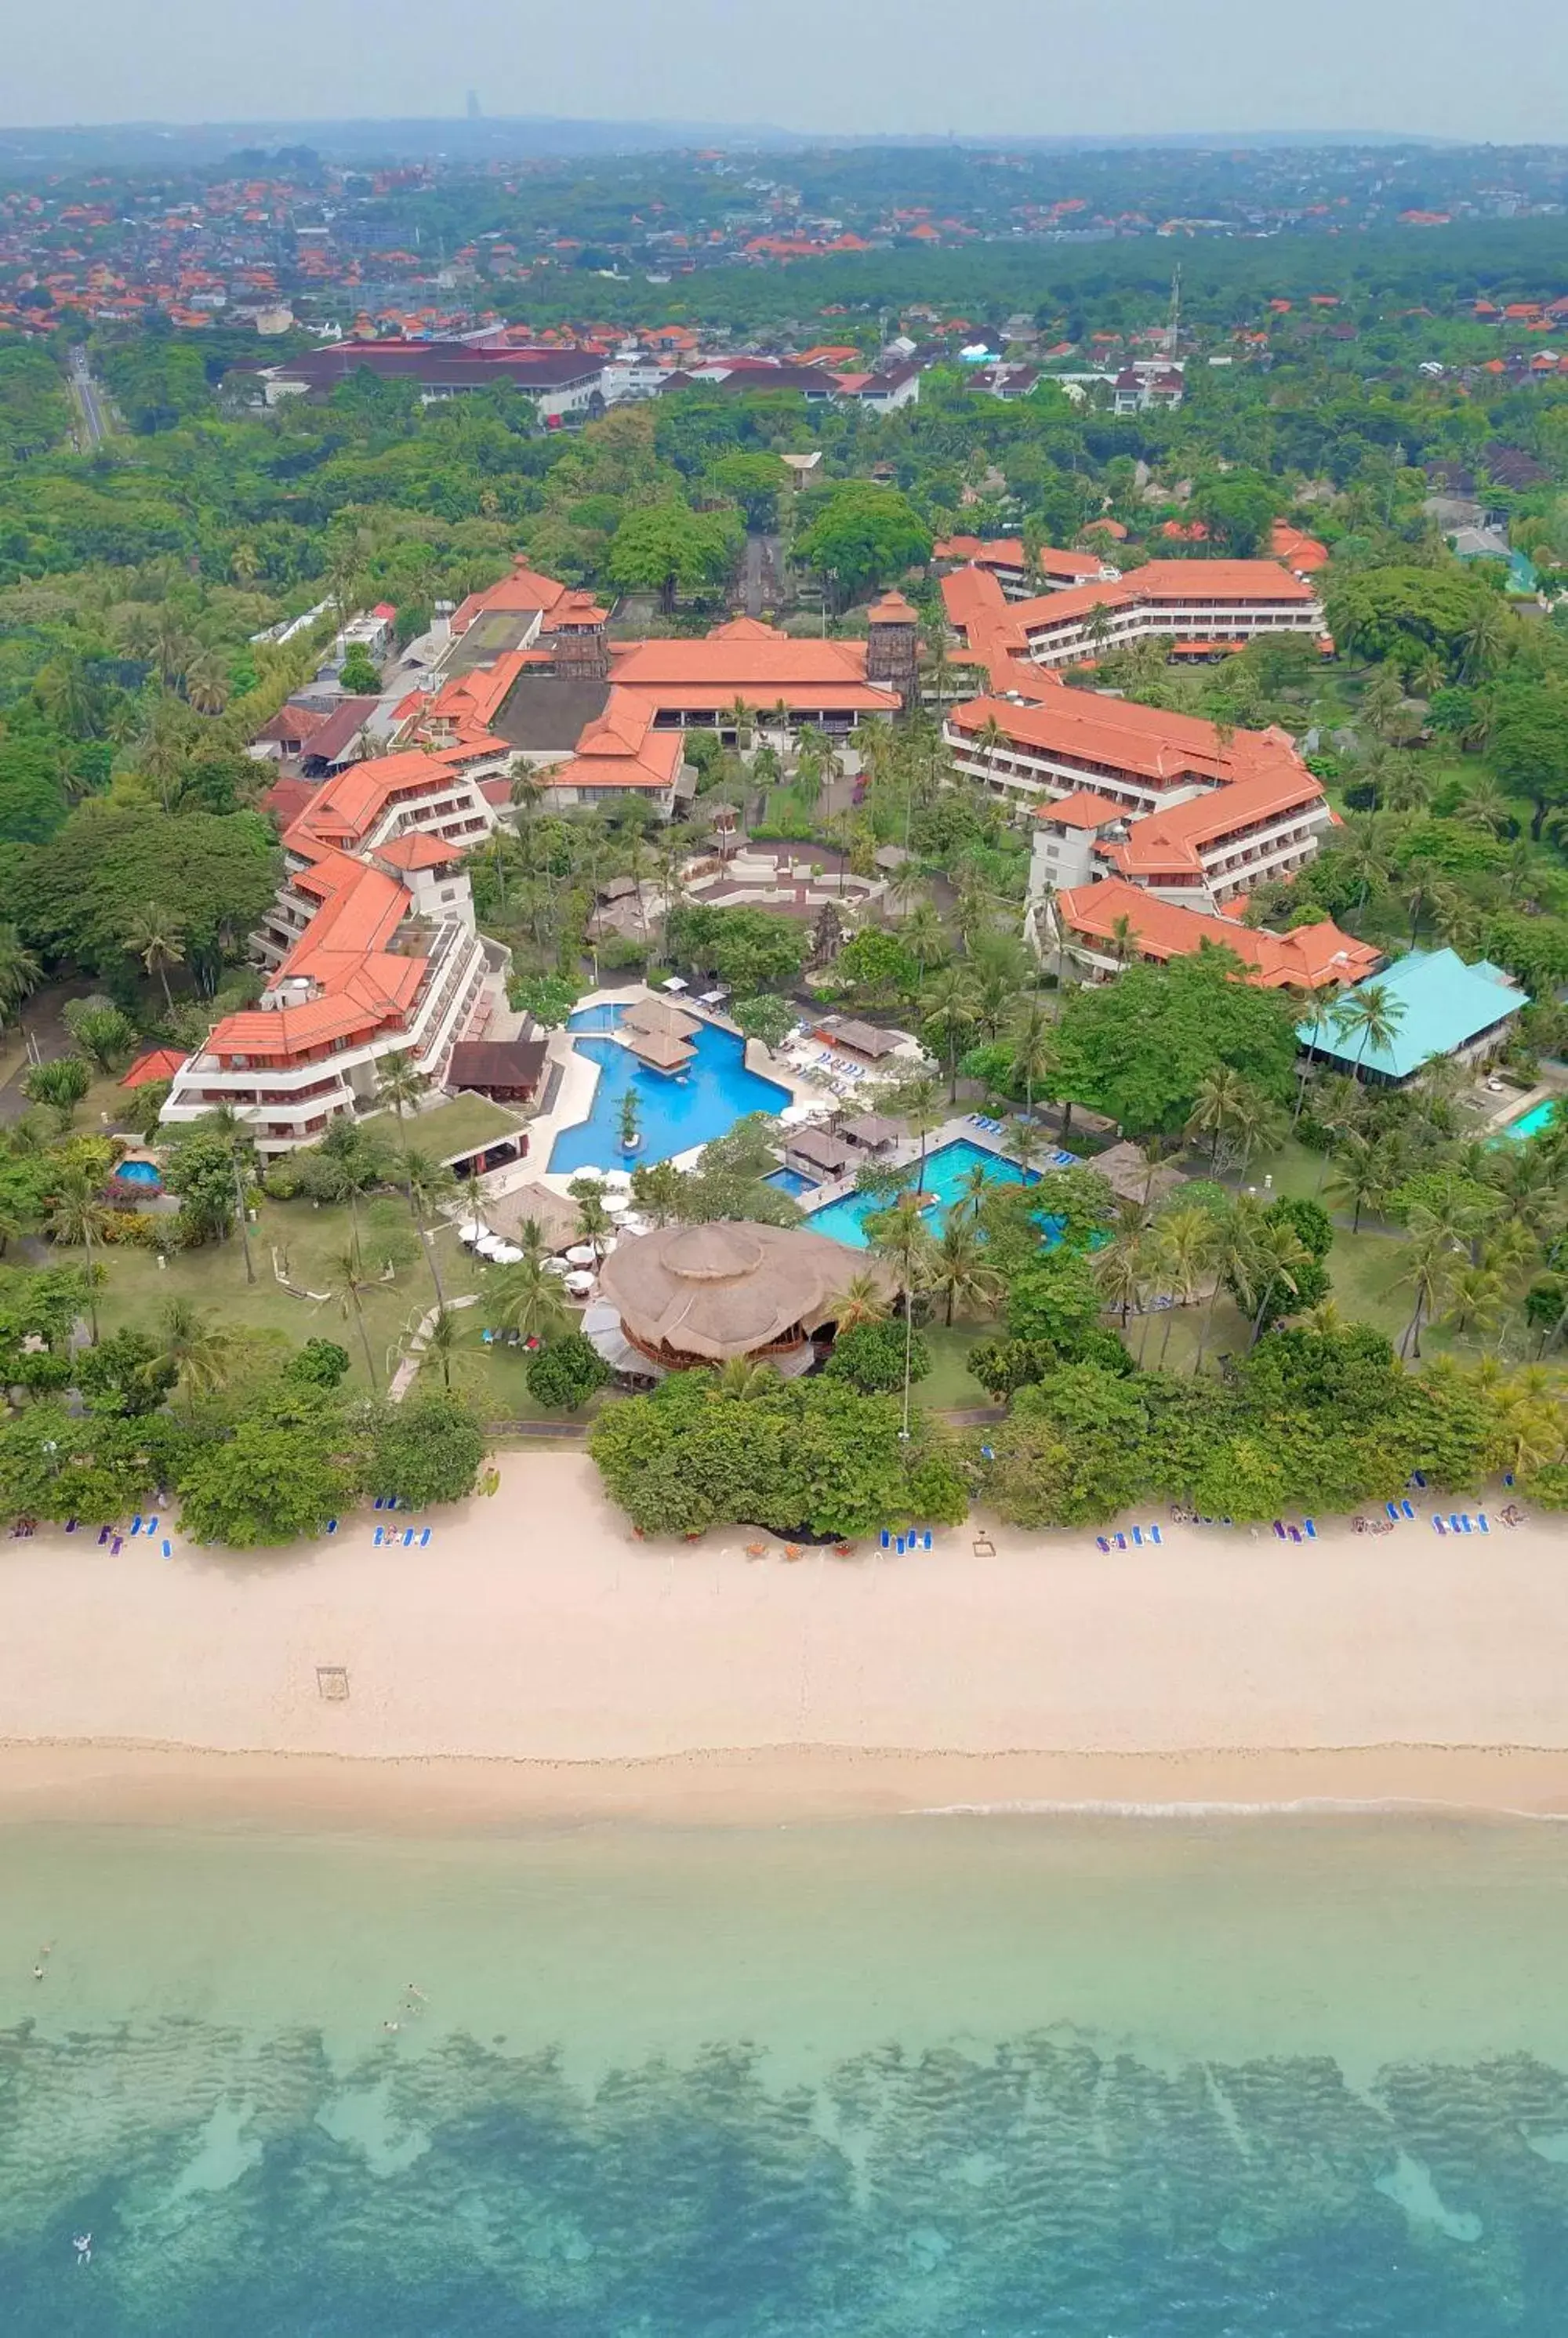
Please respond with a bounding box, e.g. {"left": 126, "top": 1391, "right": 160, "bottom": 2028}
{"left": 597, "top": 1220, "right": 895, "bottom": 1363}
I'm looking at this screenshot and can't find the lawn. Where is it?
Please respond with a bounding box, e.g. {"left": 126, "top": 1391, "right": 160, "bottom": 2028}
{"left": 917, "top": 1319, "right": 1000, "bottom": 1409}
{"left": 419, "top": 1318, "right": 612, "bottom": 1425}
{"left": 74, "top": 1195, "right": 475, "bottom": 1392}
{"left": 382, "top": 1094, "right": 526, "bottom": 1164}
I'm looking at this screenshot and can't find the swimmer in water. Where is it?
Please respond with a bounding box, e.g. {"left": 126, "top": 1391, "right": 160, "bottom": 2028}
{"left": 32, "top": 1964, "right": 45, "bottom": 1981}
{"left": 74, "top": 2234, "right": 91, "bottom": 2265}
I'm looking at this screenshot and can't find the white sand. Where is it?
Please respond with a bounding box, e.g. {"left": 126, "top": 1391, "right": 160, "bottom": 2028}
{"left": 1, "top": 1456, "right": 1566, "bottom": 1819}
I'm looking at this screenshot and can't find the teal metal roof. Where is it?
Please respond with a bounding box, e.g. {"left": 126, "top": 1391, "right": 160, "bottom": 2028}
{"left": 1298, "top": 949, "right": 1529, "bottom": 1080}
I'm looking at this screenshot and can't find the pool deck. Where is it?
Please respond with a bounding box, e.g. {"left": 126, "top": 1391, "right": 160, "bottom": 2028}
{"left": 794, "top": 1116, "right": 1040, "bottom": 1220}
{"left": 1477, "top": 1080, "right": 1562, "bottom": 1139}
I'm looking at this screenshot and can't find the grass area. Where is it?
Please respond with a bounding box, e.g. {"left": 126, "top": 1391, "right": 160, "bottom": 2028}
{"left": 917, "top": 1319, "right": 999, "bottom": 1409}
{"left": 381, "top": 1095, "right": 525, "bottom": 1164}
{"left": 419, "top": 1318, "right": 612, "bottom": 1425}
{"left": 68, "top": 1195, "right": 474, "bottom": 1392}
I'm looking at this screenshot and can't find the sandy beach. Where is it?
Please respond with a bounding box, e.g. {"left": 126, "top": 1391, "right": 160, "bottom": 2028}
{"left": 2, "top": 1454, "right": 1566, "bottom": 1822}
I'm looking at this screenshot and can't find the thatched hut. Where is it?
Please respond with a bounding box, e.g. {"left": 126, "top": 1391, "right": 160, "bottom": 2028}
{"left": 592, "top": 1220, "right": 895, "bottom": 1377}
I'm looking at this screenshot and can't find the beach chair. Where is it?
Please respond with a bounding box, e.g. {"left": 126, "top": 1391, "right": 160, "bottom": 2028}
{"left": 1096, "top": 1537, "right": 1110, "bottom": 1553}
{"left": 1478, "top": 1515, "right": 1490, "bottom": 1534}
{"left": 481, "top": 1330, "right": 495, "bottom": 1346}
{"left": 1131, "top": 1526, "right": 1143, "bottom": 1545}
{"left": 1450, "top": 1514, "right": 1463, "bottom": 1533}
{"left": 147, "top": 1516, "right": 158, "bottom": 1534}
{"left": 1400, "top": 1500, "right": 1415, "bottom": 1521}
{"left": 1113, "top": 1531, "right": 1127, "bottom": 1550}
{"left": 130, "top": 1514, "right": 143, "bottom": 1536}
{"left": 1304, "top": 1519, "right": 1317, "bottom": 1539}
{"left": 1149, "top": 1524, "right": 1163, "bottom": 1545}
{"left": 1504, "top": 1472, "right": 1515, "bottom": 1487}
{"left": 1272, "top": 1520, "right": 1286, "bottom": 1538}
{"left": 1385, "top": 1501, "right": 1399, "bottom": 1522}
{"left": 980, "top": 1444, "right": 995, "bottom": 1461}
{"left": 880, "top": 1530, "right": 891, "bottom": 1548}
{"left": 326, "top": 1519, "right": 338, "bottom": 1534}
{"left": 1410, "top": 1471, "right": 1428, "bottom": 1489}
{"left": 372, "top": 1527, "right": 383, "bottom": 1547}
{"left": 1288, "top": 1526, "right": 1302, "bottom": 1543}
{"left": 419, "top": 1528, "right": 431, "bottom": 1548}
{"left": 895, "top": 1534, "right": 906, "bottom": 1554}
{"left": 1433, "top": 1518, "right": 1446, "bottom": 1534}
{"left": 1460, "top": 1516, "right": 1474, "bottom": 1534}
{"left": 97, "top": 1527, "right": 111, "bottom": 1545}
{"left": 110, "top": 1537, "right": 122, "bottom": 1555}
{"left": 65, "top": 1519, "right": 77, "bottom": 1533}
{"left": 402, "top": 1528, "right": 416, "bottom": 1548}
{"left": 161, "top": 1540, "right": 172, "bottom": 1559}
{"left": 923, "top": 1531, "right": 932, "bottom": 1550}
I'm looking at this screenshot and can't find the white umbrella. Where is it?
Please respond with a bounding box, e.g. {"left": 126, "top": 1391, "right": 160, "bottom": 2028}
{"left": 491, "top": 1242, "right": 525, "bottom": 1265}
{"left": 543, "top": 1256, "right": 571, "bottom": 1276}
{"left": 474, "top": 1234, "right": 506, "bottom": 1259}
{"left": 564, "top": 1270, "right": 595, "bottom": 1296}
{"left": 601, "top": 1191, "right": 630, "bottom": 1214}
{"left": 601, "top": 1167, "right": 633, "bottom": 1190}
{"left": 567, "top": 1161, "right": 604, "bottom": 1182}
{"left": 662, "top": 975, "right": 689, "bottom": 993}
{"left": 565, "top": 1244, "right": 597, "bottom": 1266}
{"left": 457, "top": 1219, "right": 488, "bottom": 1243}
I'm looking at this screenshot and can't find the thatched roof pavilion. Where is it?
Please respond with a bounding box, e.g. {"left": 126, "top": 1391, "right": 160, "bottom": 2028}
{"left": 595, "top": 1220, "right": 896, "bottom": 1373}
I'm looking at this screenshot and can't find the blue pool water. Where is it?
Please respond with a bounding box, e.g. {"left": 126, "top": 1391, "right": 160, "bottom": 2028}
{"left": 1499, "top": 1098, "right": 1560, "bottom": 1144}
{"left": 548, "top": 1004, "right": 791, "bottom": 1174}
{"left": 766, "top": 1165, "right": 818, "bottom": 1197}
{"left": 804, "top": 1137, "right": 1034, "bottom": 1249}
{"left": 114, "top": 1159, "right": 162, "bottom": 1187}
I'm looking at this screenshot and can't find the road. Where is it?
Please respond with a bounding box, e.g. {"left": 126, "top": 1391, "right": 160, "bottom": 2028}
{"left": 67, "top": 346, "right": 109, "bottom": 448}
{"left": 742, "top": 532, "right": 782, "bottom": 619}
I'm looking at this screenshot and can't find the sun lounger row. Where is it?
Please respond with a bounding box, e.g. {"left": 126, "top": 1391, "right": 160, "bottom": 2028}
{"left": 373, "top": 1525, "right": 433, "bottom": 1548}
{"left": 1272, "top": 1518, "right": 1318, "bottom": 1541}
{"left": 1095, "top": 1525, "right": 1164, "bottom": 1551}
{"left": 880, "top": 1528, "right": 934, "bottom": 1551}
{"left": 1433, "top": 1513, "right": 1490, "bottom": 1535}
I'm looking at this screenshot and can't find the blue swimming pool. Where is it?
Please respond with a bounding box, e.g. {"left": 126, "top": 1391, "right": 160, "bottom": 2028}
{"left": 548, "top": 1005, "right": 792, "bottom": 1175}
{"left": 114, "top": 1159, "right": 162, "bottom": 1188}
{"left": 1498, "top": 1098, "right": 1560, "bottom": 1145}
{"left": 804, "top": 1138, "right": 1036, "bottom": 1250}
{"left": 766, "top": 1165, "right": 818, "bottom": 1198}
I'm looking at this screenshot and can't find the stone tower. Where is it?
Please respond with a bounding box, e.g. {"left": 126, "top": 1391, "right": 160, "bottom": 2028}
{"left": 865, "top": 590, "right": 920, "bottom": 710}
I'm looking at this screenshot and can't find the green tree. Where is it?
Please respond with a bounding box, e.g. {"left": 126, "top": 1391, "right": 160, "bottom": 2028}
{"left": 607, "top": 501, "right": 739, "bottom": 613}
{"left": 527, "top": 1331, "right": 613, "bottom": 1410}
{"left": 367, "top": 1392, "right": 485, "bottom": 1508}
{"left": 41, "top": 1167, "right": 110, "bottom": 1338}
{"left": 177, "top": 1389, "right": 365, "bottom": 1548}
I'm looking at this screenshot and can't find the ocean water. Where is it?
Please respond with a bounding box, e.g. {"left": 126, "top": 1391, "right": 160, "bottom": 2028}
{"left": 6, "top": 1813, "right": 1568, "bottom": 2333}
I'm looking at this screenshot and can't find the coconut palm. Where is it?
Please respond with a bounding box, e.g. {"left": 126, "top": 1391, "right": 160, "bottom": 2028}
{"left": 1185, "top": 1064, "right": 1250, "bottom": 1174}
{"left": 396, "top": 1147, "right": 457, "bottom": 1305}
{"left": 867, "top": 1191, "right": 938, "bottom": 1438}
{"left": 1242, "top": 1214, "right": 1309, "bottom": 1349}
{"left": 0, "top": 923, "right": 42, "bottom": 1021}
{"left": 1008, "top": 997, "right": 1055, "bottom": 1121}
{"left": 376, "top": 1051, "right": 427, "bottom": 1124}
{"left": 1324, "top": 1133, "right": 1395, "bottom": 1233}
{"left": 1438, "top": 1261, "right": 1507, "bottom": 1341}
{"left": 420, "top": 1303, "right": 466, "bottom": 1392}
{"left": 883, "top": 1070, "right": 946, "bottom": 1193}
{"left": 1391, "top": 1213, "right": 1457, "bottom": 1361}
{"left": 567, "top": 1178, "right": 613, "bottom": 1262}
{"left": 124, "top": 905, "right": 187, "bottom": 1015}
{"left": 489, "top": 1254, "right": 569, "bottom": 1345}
{"left": 901, "top": 900, "right": 949, "bottom": 979}
{"left": 330, "top": 1247, "right": 384, "bottom": 1388}
{"left": 152, "top": 1298, "right": 234, "bottom": 1417}
{"left": 1455, "top": 775, "right": 1515, "bottom": 837}
{"left": 1456, "top": 592, "right": 1511, "bottom": 684}
{"left": 708, "top": 1356, "right": 778, "bottom": 1400}
{"left": 1151, "top": 1204, "right": 1219, "bottom": 1368}
{"left": 1001, "top": 1116, "right": 1051, "bottom": 1174}
{"left": 42, "top": 1169, "right": 111, "bottom": 1341}
{"left": 1330, "top": 980, "right": 1405, "bottom": 1087}
{"left": 1094, "top": 1217, "right": 1150, "bottom": 1330}
{"left": 833, "top": 1270, "right": 892, "bottom": 1332}
{"left": 920, "top": 967, "right": 980, "bottom": 1102}
{"left": 927, "top": 1212, "right": 1004, "bottom": 1327}
{"left": 183, "top": 652, "right": 231, "bottom": 717}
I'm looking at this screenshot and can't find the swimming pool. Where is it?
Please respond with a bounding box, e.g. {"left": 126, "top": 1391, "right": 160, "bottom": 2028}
{"left": 803, "top": 1138, "right": 1036, "bottom": 1249}
{"left": 766, "top": 1166, "right": 818, "bottom": 1198}
{"left": 548, "top": 1005, "right": 792, "bottom": 1175}
{"left": 1497, "top": 1098, "right": 1560, "bottom": 1145}
{"left": 114, "top": 1159, "right": 163, "bottom": 1188}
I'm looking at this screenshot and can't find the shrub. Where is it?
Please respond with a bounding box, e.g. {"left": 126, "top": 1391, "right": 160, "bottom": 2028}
{"left": 824, "top": 1317, "right": 929, "bottom": 1394}
{"left": 526, "top": 1331, "right": 613, "bottom": 1411}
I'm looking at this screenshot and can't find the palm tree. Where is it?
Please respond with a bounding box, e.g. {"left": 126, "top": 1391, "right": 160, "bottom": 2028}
{"left": 42, "top": 1169, "right": 111, "bottom": 1341}
{"left": 868, "top": 1192, "right": 936, "bottom": 1439}
{"left": 1330, "top": 981, "right": 1405, "bottom": 1087}
{"left": 928, "top": 1212, "right": 1004, "bottom": 1327}
{"left": 720, "top": 697, "right": 758, "bottom": 749}
{"left": 920, "top": 967, "right": 980, "bottom": 1102}
{"left": 1001, "top": 1116, "right": 1051, "bottom": 1175}
{"left": 1008, "top": 997, "right": 1055, "bottom": 1121}
{"left": 490, "top": 1255, "right": 569, "bottom": 1345}
{"left": 1456, "top": 593, "right": 1510, "bottom": 684}
{"left": 1325, "top": 1133, "right": 1393, "bottom": 1234}
{"left": 884, "top": 1070, "right": 946, "bottom": 1193}
{"left": 153, "top": 1298, "right": 233, "bottom": 1417}
{"left": 901, "top": 901, "right": 949, "bottom": 981}
{"left": 1392, "top": 1215, "right": 1454, "bottom": 1361}
{"left": 1338, "top": 815, "right": 1397, "bottom": 931}
{"left": 708, "top": 1357, "right": 778, "bottom": 1400}
{"left": 1243, "top": 1215, "right": 1309, "bottom": 1349}
{"left": 0, "top": 924, "right": 42, "bottom": 1021}
{"left": 833, "top": 1270, "right": 892, "bottom": 1332}
{"left": 125, "top": 905, "right": 187, "bottom": 1015}
{"left": 421, "top": 1303, "right": 465, "bottom": 1392}
{"left": 568, "top": 1179, "right": 613, "bottom": 1262}
{"left": 1455, "top": 775, "right": 1514, "bottom": 837}
{"left": 376, "top": 1050, "right": 427, "bottom": 1125}
{"left": 397, "top": 1146, "right": 457, "bottom": 1305}
{"left": 1185, "top": 1063, "right": 1249, "bottom": 1174}
{"left": 1094, "top": 1222, "right": 1149, "bottom": 1331}
{"left": 183, "top": 652, "right": 231, "bottom": 717}
{"left": 1438, "top": 1261, "right": 1506, "bottom": 1341}
{"left": 331, "top": 1247, "right": 383, "bottom": 1387}
{"left": 1151, "top": 1204, "right": 1219, "bottom": 1368}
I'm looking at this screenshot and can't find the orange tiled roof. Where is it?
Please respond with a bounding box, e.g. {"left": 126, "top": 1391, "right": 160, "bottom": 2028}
{"left": 950, "top": 691, "right": 1308, "bottom": 793}
{"left": 542, "top": 690, "right": 688, "bottom": 791}
{"left": 1098, "top": 768, "right": 1327, "bottom": 877}
{"left": 608, "top": 624, "right": 899, "bottom": 710}
{"left": 1058, "top": 877, "right": 1379, "bottom": 990}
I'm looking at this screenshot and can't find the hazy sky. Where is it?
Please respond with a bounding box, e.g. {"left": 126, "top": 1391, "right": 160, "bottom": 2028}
{"left": 9, "top": 0, "right": 1568, "bottom": 140}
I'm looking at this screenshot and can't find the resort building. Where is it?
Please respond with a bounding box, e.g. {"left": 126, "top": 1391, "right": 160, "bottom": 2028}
{"left": 932, "top": 535, "right": 1120, "bottom": 597}
{"left": 1295, "top": 949, "right": 1531, "bottom": 1086}
{"left": 942, "top": 557, "right": 1327, "bottom": 680}
{"left": 160, "top": 743, "right": 514, "bottom": 1156}
{"left": 587, "top": 1220, "right": 895, "bottom": 1379}
{"left": 947, "top": 691, "right": 1334, "bottom": 910}
{"left": 1047, "top": 875, "right": 1379, "bottom": 993}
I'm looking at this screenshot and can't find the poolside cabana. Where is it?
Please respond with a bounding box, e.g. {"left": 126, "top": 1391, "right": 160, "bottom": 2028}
{"left": 593, "top": 1220, "right": 897, "bottom": 1377}
{"left": 812, "top": 1015, "right": 905, "bottom": 1062}
{"left": 624, "top": 1026, "right": 696, "bottom": 1073}
{"left": 1093, "top": 1141, "right": 1185, "bottom": 1207}
{"left": 479, "top": 1181, "right": 583, "bottom": 1254}
{"left": 782, "top": 1125, "right": 855, "bottom": 1181}
{"left": 622, "top": 996, "right": 702, "bottom": 1042}
{"left": 840, "top": 1112, "right": 902, "bottom": 1157}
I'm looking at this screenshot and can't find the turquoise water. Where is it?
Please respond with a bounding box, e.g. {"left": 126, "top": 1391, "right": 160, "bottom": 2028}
{"left": 1500, "top": 1098, "right": 1560, "bottom": 1144}
{"left": 6, "top": 1814, "right": 1568, "bottom": 2333}
{"left": 766, "top": 1164, "right": 818, "bottom": 1196}
{"left": 804, "top": 1136, "right": 1035, "bottom": 1248}
{"left": 112, "top": 1160, "right": 162, "bottom": 1188}
{"left": 548, "top": 1005, "right": 790, "bottom": 1175}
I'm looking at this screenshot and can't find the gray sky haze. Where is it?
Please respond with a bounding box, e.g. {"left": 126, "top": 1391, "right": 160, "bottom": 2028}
{"left": 8, "top": 0, "right": 1567, "bottom": 142}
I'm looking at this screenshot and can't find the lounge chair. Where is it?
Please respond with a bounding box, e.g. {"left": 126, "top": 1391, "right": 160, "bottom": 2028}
{"left": 1131, "top": 1526, "right": 1143, "bottom": 1545}
{"left": 1433, "top": 1518, "right": 1447, "bottom": 1534}
{"left": 1304, "top": 1519, "right": 1317, "bottom": 1539}
{"left": 1478, "top": 1515, "right": 1490, "bottom": 1534}
{"left": 1400, "top": 1500, "right": 1415, "bottom": 1521}
{"left": 1096, "top": 1536, "right": 1110, "bottom": 1553}
{"left": 161, "top": 1541, "right": 172, "bottom": 1559}
{"left": 1149, "top": 1524, "right": 1163, "bottom": 1545}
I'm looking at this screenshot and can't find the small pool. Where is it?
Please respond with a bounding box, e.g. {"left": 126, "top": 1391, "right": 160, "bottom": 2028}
{"left": 549, "top": 1004, "right": 792, "bottom": 1175}
{"left": 114, "top": 1159, "right": 162, "bottom": 1188}
{"left": 803, "top": 1138, "right": 1036, "bottom": 1250}
{"left": 766, "top": 1166, "right": 818, "bottom": 1198}
{"left": 1497, "top": 1098, "right": 1560, "bottom": 1145}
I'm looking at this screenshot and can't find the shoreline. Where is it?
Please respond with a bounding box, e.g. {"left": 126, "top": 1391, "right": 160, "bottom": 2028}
{"left": 7, "top": 1741, "right": 1568, "bottom": 1829}
{"left": 3, "top": 1453, "right": 1566, "bottom": 1828}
